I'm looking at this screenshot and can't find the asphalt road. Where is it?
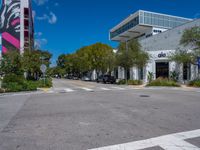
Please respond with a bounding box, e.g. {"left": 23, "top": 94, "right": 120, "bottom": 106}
{"left": 0, "top": 79, "right": 200, "bottom": 150}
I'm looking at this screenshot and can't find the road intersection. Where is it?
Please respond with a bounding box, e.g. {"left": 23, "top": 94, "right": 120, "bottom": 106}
{"left": 0, "top": 79, "right": 200, "bottom": 150}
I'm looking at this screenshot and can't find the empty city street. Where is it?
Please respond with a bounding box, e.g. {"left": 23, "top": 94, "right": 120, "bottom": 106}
{"left": 0, "top": 79, "right": 200, "bottom": 150}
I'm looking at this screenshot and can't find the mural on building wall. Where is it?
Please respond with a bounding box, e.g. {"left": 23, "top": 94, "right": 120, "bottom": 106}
{"left": 0, "top": 0, "right": 20, "bottom": 54}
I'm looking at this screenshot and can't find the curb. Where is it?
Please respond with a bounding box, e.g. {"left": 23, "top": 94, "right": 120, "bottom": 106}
{"left": 37, "top": 88, "right": 52, "bottom": 92}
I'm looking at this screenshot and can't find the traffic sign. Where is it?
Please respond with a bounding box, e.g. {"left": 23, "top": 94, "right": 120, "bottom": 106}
{"left": 40, "top": 64, "right": 47, "bottom": 73}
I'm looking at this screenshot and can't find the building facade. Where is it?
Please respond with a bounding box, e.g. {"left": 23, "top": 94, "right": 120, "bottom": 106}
{"left": 0, "top": 0, "right": 34, "bottom": 54}
{"left": 110, "top": 10, "right": 200, "bottom": 83}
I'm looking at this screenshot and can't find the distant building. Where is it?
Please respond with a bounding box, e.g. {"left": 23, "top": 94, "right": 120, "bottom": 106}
{"left": 110, "top": 10, "right": 200, "bottom": 82}
{"left": 0, "top": 0, "right": 34, "bottom": 55}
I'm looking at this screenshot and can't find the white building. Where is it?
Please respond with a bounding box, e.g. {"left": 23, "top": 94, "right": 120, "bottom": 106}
{"left": 110, "top": 10, "right": 200, "bottom": 83}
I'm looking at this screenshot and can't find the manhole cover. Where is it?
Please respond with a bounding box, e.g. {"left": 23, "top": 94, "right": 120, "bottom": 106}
{"left": 140, "top": 95, "right": 150, "bottom": 98}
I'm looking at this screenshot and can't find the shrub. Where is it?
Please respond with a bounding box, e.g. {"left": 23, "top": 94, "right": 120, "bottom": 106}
{"left": 2, "top": 74, "right": 25, "bottom": 92}
{"left": 147, "top": 78, "right": 180, "bottom": 87}
{"left": 0, "top": 88, "right": 5, "bottom": 93}
{"left": 2, "top": 74, "right": 38, "bottom": 92}
{"left": 37, "top": 78, "right": 52, "bottom": 88}
{"left": 170, "top": 71, "right": 179, "bottom": 82}
{"left": 3, "top": 74, "right": 25, "bottom": 85}
{"left": 127, "top": 80, "right": 142, "bottom": 85}
{"left": 117, "top": 79, "right": 126, "bottom": 85}
{"left": 188, "top": 79, "right": 200, "bottom": 87}
{"left": 23, "top": 81, "right": 38, "bottom": 91}
{"left": 4, "top": 82, "right": 23, "bottom": 92}
{"left": 147, "top": 71, "right": 154, "bottom": 83}
{"left": 117, "top": 79, "right": 142, "bottom": 85}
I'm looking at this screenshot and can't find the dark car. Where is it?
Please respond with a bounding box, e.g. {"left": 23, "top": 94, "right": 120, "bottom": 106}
{"left": 96, "top": 75, "right": 116, "bottom": 84}
{"left": 54, "top": 74, "right": 61, "bottom": 79}
{"left": 72, "top": 76, "right": 79, "bottom": 80}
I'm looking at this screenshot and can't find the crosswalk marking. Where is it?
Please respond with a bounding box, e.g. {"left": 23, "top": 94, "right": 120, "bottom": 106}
{"left": 1, "top": 86, "right": 199, "bottom": 97}
{"left": 81, "top": 87, "right": 94, "bottom": 91}
{"left": 111, "top": 87, "right": 125, "bottom": 90}
{"left": 100, "top": 87, "right": 111, "bottom": 91}
{"left": 64, "top": 88, "right": 74, "bottom": 92}
{"left": 89, "top": 129, "right": 200, "bottom": 150}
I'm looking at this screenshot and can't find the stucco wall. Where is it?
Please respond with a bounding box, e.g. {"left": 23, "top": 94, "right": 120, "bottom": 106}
{"left": 140, "top": 19, "right": 200, "bottom": 51}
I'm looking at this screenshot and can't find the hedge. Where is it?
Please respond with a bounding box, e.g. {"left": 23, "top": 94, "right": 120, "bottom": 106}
{"left": 1, "top": 74, "right": 52, "bottom": 92}
{"left": 188, "top": 79, "right": 200, "bottom": 87}
{"left": 147, "top": 78, "right": 180, "bottom": 87}
{"left": 117, "top": 79, "right": 143, "bottom": 85}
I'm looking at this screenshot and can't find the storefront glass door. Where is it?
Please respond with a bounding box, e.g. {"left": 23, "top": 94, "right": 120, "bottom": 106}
{"left": 156, "top": 62, "right": 169, "bottom": 78}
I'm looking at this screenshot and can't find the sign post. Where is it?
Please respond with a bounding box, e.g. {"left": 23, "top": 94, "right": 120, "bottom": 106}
{"left": 40, "top": 64, "right": 47, "bottom": 87}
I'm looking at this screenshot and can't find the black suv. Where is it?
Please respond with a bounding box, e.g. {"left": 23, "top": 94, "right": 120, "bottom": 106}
{"left": 97, "top": 75, "right": 116, "bottom": 84}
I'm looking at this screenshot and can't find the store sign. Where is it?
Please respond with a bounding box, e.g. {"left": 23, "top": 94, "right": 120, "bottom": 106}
{"left": 158, "top": 52, "right": 167, "bottom": 58}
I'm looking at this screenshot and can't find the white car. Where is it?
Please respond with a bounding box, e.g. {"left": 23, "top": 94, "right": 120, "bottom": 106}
{"left": 81, "top": 76, "right": 91, "bottom": 81}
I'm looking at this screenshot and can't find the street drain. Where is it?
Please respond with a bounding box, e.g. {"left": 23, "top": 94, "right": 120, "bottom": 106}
{"left": 140, "top": 95, "right": 150, "bottom": 98}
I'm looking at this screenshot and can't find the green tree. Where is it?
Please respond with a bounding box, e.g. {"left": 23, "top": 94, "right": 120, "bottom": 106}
{"left": 76, "top": 46, "right": 93, "bottom": 75}
{"left": 22, "top": 50, "right": 52, "bottom": 80}
{"left": 57, "top": 54, "right": 66, "bottom": 68}
{"left": 116, "top": 39, "right": 149, "bottom": 81}
{"left": 170, "top": 27, "right": 200, "bottom": 78}
{"left": 180, "top": 26, "right": 200, "bottom": 50}
{"left": 89, "top": 43, "right": 115, "bottom": 76}
{"left": 55, "top": 43, "right": 115, "bottom": 78}
{"left": 0, "top": 51, "right": 24, "bottom": 76}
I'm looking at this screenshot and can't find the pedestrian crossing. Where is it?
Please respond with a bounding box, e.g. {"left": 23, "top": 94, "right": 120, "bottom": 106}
{"left": 46, "top": 86, "right": 200, "bottom": 94}
{"left": 0, "top": 86, "right": 199, "bottom": 97}
{"left": 47, "top": 86, "right": 135, "bottom": 94}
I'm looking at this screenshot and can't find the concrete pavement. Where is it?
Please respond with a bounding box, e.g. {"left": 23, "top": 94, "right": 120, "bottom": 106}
{"left": 0, "top": 79, "right": 200, "bottom": 150}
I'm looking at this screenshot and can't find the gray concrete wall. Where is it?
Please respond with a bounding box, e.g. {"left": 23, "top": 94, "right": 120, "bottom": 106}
{"left": 140, "top": 19, "right": 200, "bottom": 51}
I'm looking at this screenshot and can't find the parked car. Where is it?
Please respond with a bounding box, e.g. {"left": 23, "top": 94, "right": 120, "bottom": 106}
{"left": 54, "top": 74, "right": 61, "bottom": 79}
{"left": 81, "top": 76, "right": 91, "bottom": 81}
{"left": 65, "top": 74, "right": 73, "bottom": 79}
{"left": 72, "top": 75, "right": 79, "bottom": 80}
{"left": 96, "top": 75, "right": 116, "bottom": 84}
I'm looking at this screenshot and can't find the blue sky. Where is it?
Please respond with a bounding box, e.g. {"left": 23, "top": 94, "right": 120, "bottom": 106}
{"left": 33, "top": 0, "right": 200, "bottom": 65}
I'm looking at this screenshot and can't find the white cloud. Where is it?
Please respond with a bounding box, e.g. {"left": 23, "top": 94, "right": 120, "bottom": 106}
{"left": 49, "top": 12, "right": 57, "bottom": 24}
{"left": 35, "top": 32, "right": 43, "bottom": 37}
{"left": 33, "top": 0, "right": 48, "bottom": 6}
{"left": 37, "top": 14, "right": 49, "bottom": 20}
{"left": 36, "top": 12, "right": 57, "bottom": 24}
{"left": 34, "top": 38, "right": 48, "bottom": 49}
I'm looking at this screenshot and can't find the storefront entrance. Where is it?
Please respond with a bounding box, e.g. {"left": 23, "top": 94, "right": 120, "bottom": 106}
{"left": 156, "top": 62, "right": 169, "bottom": 78}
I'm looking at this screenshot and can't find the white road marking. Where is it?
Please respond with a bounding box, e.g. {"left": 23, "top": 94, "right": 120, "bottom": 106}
{"left": 111, "top": 87, "right": 125, "bottom": 90}
{"left": 81, "top": 87, "right": 94, "bottom": 91}
{"left": 47, "top": 90, "right": 54, "bottom": 93}
{"left": 89, "top": 129, "right": 200, "bottom": 150}
{"left": 100, "top": 87, "right": 111, "bottom": 91}
{"left": 129, "top": 87, "right": 142, "bottom": 90}
{"left": 64, "top": 88, "right": 74, "bottom": 92}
